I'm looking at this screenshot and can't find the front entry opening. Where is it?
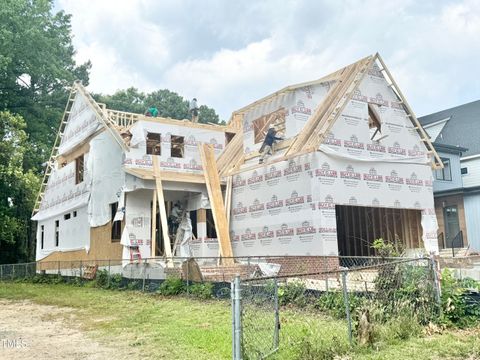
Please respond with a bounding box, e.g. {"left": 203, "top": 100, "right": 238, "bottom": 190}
{"left": 335, "top": 205, "right": 422, "bottom": 256}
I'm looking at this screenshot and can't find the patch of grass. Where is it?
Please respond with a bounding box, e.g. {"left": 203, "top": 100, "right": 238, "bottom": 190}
{"left": 0, "top": 282, "right": 479, "bottom": 360}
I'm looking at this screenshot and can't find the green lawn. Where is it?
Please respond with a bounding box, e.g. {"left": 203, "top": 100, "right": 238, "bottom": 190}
{"left": 0, "top": 282, "right": 479, "bottom": 359}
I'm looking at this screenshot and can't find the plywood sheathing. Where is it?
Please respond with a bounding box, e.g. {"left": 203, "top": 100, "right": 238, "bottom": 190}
{"left": 152, "top": 156, "right": 173, "bottom": 265}
{"left": 198, "top": 143, "right": 234, "bottom": 264}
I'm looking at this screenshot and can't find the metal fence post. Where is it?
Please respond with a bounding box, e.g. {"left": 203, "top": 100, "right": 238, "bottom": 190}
{"left": 80, "top": 260, "right": 83, "bottom": 280}
{"left": 58, "top": 261, "right": 61, "bottom": 275}
{"left": 12, "top": 264, "right": 15, "bottom": 280}
{"left": 0, "top": 265, "right": 3, "bottom": 280}
{"left": 430, "top": 256, "right": 442, "bottom": 312}
{"left": 324, "top": 256, "right": 329, "bottom": 292}
{"left": 107, "top": 260, "right": 111, "bottom": 288}
{"left": 273, "top": 278, "right": 280, "bottom": 350}
{"left": 142, "top": 259, "right": 147, "bottom": 292}
{"left": 186, "top": 259, "right": 190, "bottom": 296}
{"left": 231, "top": 280, "right": 235, "bottom": 360}
{"left": 234, "top": 274, "right": 242, "bottom": 360}
{"left": 25, "top": 263, "right": 28, "bottom": 279}
{"left": 341, "top": 270, "right": 353, "bottom": 346}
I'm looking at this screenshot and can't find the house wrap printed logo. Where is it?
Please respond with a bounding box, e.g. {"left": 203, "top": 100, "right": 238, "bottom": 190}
{"left": 300, "top": 86, "right": 314, "bottom": 99}
{"left": 344, "top": 135, "right": 364, "bottom": 149}
{"left": 185, "top": 135, "right": 197, "bottom": 146}
{"left": 161, "top": 157, "right": 181, "bottom": 169}
{"left": 284, "top": 160, "right": 302, "bottom": 176}
{"left": 368, "top": 63, "right": 383, "bottom": 78}
{"left": 352, "top": 89, "right": 367, "bottom": 102}
{"left": 394, "top": 200, "right": 401, "bottom": 208}
{"left": 183, "top": 159, "right": 202, "bottom": 170}
{"left": 363, "top": 168, "right": 383, "bottom": 182}
{"left": 276, "top": 223, "right": 294, "bottom": 237}
{"left": 340, "top": 165, "right": 361, "bottom": 180}
{"left": 349, "top": 196, "right": 358, "bottom": 205}
{"left": 233, "top": 175, "right": 246, "bottom": 188}
{"left": 209, "top": 138, "right": 223, "bottom": 150}
{"left": 372, "top": 198, "right": 380, "bottom": 206}
{"left": 385, "top": 170, "right": 404, "bottom": 184}
{"left": 316, "top": 162, "right": 338, "bottom": 178}
{"left": 367, "top": 141, "right": 386, "bottom": 152}
{"left": 297, "top": 221, "right": 317, "bottom": 235}
{"left": 286, "top": 190, "right": 305, "bottom": 206}
{"left": 258, "top": 226, "right": 274, "bottom": 239}
{"left": 324, "top": 132, "right": 342, "bottom": 146}
{"left": 406, "top": 172, "right": 423, "bottom": 186}
{"left": 369, "top": 93, "right": 389, "bottom": 107}
{"left": 319, "top": 194, "right": 335, "bottom": 209}
{"left": 265, "top": 166, "right": 281, "bottom": 180}
{"left": 388, "top": 142, "right": 406, "bottom": 155}
{"left": 230, "top": 231, "right": 240, "bottom": 242}
{"left": 232, "top": 202, "right": 247, "bottom": 215}
{"left": 248, "top": 170, "right": 263, "bottom": 185}
{"left": 408, "top": 144, "right": 425, "bottom": 157}
{"left": 267, "top": 195, "right": 283, "bottom": 209}
{"left": 249, "top": 198, "right": 265, "bottom": 212}
{"left": 291, "top": 100, "right": 312, "bottom": 115}
{"left": 390, "top": 101, "right": 404, "bottom": 111}
{"left": 241, "top": 228, "right": 256, "bottom": 241}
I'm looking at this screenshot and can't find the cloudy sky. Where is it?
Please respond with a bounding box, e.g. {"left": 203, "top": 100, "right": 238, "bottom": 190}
{"left": 55, "top": 0, "right": 480, "bottom": 121}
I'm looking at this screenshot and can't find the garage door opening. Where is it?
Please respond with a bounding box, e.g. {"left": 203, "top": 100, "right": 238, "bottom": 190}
{"left": 335, "top": 205, "right": 422, "bottom": 257}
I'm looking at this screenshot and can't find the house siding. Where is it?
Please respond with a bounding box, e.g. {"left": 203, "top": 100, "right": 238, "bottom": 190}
{"left": 461, "top": 157, "right": 480, "bottom": 188}
{"left": 464, "top": 193, "right": 480, "bottom": 251}
{"left": 433, "top": 150, "right": 463, "bottom": 192}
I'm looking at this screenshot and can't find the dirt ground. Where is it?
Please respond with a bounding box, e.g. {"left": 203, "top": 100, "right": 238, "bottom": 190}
{"left": 0, "top": 299, "right": 136, "bottom": 360}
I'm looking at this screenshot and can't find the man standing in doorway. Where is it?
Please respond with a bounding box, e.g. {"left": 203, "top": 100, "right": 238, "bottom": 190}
{"left": 189, "top": 98, "right": 199, "bottom": 123}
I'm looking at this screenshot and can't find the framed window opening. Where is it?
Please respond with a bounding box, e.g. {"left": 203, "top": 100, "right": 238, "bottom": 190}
{"left": 111, "top": 202, "right": 122, "bottom": 242}
{"left": 368, "top": 103, "right": 383, "bottom": 141}
{"left": 55, "top": 220, "right": 59, "bottom": 247}
{"left": 75, "top": 154, "right": 84, "bottom": 184}
{"left": 40, "top": 225, "right": 44, "bottom": 249}
{"left": 146, "top": 132, "right": 161, "bottom": 155}
{"left": 206, "top": 209, "right": 217, "bottom": 238}
{"left": 171, "top": 135, "right": 185, "bottom": 158}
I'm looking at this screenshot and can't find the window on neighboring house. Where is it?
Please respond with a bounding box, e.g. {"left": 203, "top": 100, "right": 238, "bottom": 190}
{"left": 75, "top": 154, "right": 84, "bottom": 184}
{"left": 146, "top": 132, "right": 161, "bottom": 155}
{"left": 171, "top": 135, "right": 185, "bottom": 158}
{"left": 64, "top": 213, "right": 71, "bottom": 220}
{"left": 111, "top": 202, "right": 122, "bottom": 242}
{"left": 41, "top": 225, "right": 44, "bottom": 249}
{"left": 55, "top": 220, "right": 59, "bottom": 247}
{"left": 73, "top": 211, "right": 77, "bottom": 217}
{"left": 435, "top": 157, "right": 452, "bottom": 181}
{"left": 206, "top": 209, "right": 217, "bottom": 238}
{"left": 461, "top": 167, "right": 468, "bottom": 175}
{"left": 368, "top": 103, "right": 383, "bottom": 141}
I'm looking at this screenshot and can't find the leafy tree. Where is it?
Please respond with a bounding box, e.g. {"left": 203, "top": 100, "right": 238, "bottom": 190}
{"left": 95, "top": 88, "right": 223, "bottom": 124}
{"left": 0, "top": 0, "right": 91, "bottom": 172}
{"left": 0, "top": 112, "right": 40, "bottom": 264}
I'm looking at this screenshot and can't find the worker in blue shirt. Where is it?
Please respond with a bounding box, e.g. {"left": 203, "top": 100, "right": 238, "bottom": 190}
{"left": 259, "top": 124, "right": 283, "bottom": 164}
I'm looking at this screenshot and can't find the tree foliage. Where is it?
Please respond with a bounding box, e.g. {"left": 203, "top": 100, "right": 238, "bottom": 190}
{"left": 95, "top": 88, "right": 223, "bottom": 124}
{"left": 0, "top": 112, "right": 40, "bottom": 263}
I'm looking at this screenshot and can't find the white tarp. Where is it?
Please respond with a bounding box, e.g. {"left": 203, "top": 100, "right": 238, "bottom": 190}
{"left": 58, "top": 93, "right": 103, "bottom": 155}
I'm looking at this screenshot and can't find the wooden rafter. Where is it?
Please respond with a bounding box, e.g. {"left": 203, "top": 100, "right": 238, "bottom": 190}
{"left": 375, "top": 53, "right": 443, "bottom": 169}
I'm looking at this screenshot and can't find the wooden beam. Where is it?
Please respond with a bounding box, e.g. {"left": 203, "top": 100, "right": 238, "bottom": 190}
{"left": 152, "top": 156, "right": 173, "bottom": 265}
{"left": 151, "top": 189, "right": 157, "bottom": 257}
{"left": 224, "top": 176, "right": 233, "bottom": 226}
{"left": 123, "top": 167, "right": 214, "bottom": 184}
{"left": 198, "top": 143, "right": 234, "bottom": 264}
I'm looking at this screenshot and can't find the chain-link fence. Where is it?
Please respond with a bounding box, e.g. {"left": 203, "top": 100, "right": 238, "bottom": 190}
{"left": 234, "top": 257, "right": 442, "bottom": 359}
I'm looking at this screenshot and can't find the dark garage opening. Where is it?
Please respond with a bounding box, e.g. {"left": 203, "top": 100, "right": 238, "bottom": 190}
{"left": 335, "top": 205, "right": 422, "bottom": 257}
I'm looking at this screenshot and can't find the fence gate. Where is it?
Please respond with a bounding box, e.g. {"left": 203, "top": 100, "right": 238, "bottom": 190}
{"left": 232, "top": 275, "right": 280, "bottom": 360}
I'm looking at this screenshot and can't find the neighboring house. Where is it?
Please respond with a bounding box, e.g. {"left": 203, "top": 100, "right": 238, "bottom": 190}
{"left": 419, "top": 100, "right": 480, "bottom": 252}
{"left": 32, "top": 53, "right": 442, "bottom": 266}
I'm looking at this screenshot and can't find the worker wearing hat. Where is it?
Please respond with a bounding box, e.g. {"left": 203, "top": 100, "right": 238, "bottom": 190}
{"left": 259, "top": 123, "right": 283, "bottom": 164}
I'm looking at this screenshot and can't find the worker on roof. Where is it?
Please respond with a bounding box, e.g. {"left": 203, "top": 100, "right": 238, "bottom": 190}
{"left": 145, "top": 106, "right": 159, "bottom": 117}
{"left": 259, "top": 124, "right": 283, "bottom": 164}
{"left": 189, "top": 98, "right": 199, "bottom": 123}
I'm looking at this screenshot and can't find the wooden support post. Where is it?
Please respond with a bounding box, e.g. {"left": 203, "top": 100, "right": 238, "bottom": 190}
{"left": 225, "top": 176, "right": 233, "bottom": 226}
{"left": 151, "top": 190, "right": 157, "bottom": 257}
{"left": 152, "top": 157, "right": 173, "bottom": 266}
{"left": 198, "top": 143, "right": 234, "bottom": 265}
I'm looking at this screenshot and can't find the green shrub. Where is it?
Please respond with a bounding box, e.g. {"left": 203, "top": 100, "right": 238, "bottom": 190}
{"left": 95, "top": 269, "right": 109, "bottom": 288}
{"left": 189, "top": 282, "right": 214, "bottom": 299}
{"left": 127, "top": 280, "right": 141, "bottom": 291}
{"left": 108, "top": 274, "right": 123, "bottom": 290}
{"left": 278, "top": 281, "right": 307, "bottom": 307}
{"left": 158, "top": 277, "right": 185, "bottom": 296}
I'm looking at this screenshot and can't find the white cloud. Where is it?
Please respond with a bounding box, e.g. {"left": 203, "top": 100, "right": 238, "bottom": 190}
{"left": 56, "top": 0, "right": 480, "bottom": 120}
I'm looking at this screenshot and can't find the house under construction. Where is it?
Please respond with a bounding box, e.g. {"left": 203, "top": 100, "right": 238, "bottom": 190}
{"left": 32, "top": 53, "right": 442, "bottom": 267}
